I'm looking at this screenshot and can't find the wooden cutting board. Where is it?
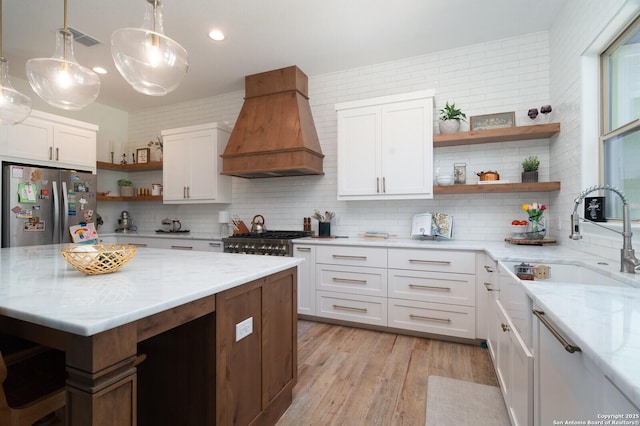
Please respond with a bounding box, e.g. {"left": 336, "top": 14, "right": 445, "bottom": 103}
{"left": 504, "top": 238, "right": 557, "bottom": 245}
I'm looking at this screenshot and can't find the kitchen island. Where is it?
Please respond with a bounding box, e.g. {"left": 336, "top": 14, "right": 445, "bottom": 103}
{"left": 0, "top": 244, "right": 303, "bottom": 425}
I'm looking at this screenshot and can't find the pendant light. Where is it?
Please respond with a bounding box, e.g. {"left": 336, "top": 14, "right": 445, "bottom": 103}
{"left": 0, "top": 0, "right": 32, "bottom": 125}
{"left": 111, "top": 0, "right": 189, "bottom": 96}
{"left": 25, "top": 0, "right": 100, "bottom": 111}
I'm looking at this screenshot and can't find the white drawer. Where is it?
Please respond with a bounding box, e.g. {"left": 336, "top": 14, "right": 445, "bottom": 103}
{"left": 316, "top": 264, "right": 387, "bottom": 296}
{"left": 388, "top": 298, "right": 475, "bottom": 339}
{"left": 316, "top": 246, "right": 387, "bottom": 268}
{"left": 388, "top": 269, "right": 475, "bottom": 306}
{"left": 388, "top": 249, "right": 475, "bottom": 274}
{"left": 316, "top": 291, "right": 387, "bottom": 326}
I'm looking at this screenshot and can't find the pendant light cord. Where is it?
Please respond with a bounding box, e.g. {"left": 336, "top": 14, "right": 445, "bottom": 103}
{"left": 63, "top": 0, "right": 67, "bottom": 30}
{"left": 0, "top": 0, "right": 4, "bottom": 58}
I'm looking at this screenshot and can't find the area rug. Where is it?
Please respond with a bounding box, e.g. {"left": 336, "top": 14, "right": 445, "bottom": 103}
{"left": 425, "top": 375, "right": 510, "bottom": 426}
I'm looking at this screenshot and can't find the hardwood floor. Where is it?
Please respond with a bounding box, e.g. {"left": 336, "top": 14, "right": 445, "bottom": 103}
{"left": 277, "top": 320, "right": 498, "bottom": 426}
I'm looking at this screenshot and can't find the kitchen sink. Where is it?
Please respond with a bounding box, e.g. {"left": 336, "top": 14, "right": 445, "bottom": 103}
{"left": 501, "top": 261, "right": 632, "bottom": 288}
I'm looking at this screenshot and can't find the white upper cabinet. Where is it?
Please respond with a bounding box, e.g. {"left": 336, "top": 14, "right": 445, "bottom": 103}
{"left": 161, "top": 123, "right": 232, "bottom": 204}
{"left": 336, "top": 90, "right": 434, "bottom": 200}
{"left": 0, "top": 110, "right": 97, "bottom": 172}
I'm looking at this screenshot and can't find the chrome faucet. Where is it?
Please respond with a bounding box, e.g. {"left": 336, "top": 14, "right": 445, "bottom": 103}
{"left": 570, "top": 185, "right": 640, "bottom": 273}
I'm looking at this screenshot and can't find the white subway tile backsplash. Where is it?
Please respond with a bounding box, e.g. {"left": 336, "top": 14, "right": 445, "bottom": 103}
{"left": 113, "top": 10, "right": 635, "bottom": 259}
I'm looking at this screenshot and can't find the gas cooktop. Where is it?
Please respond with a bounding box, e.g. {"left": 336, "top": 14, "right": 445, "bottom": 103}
{"left": 226, "top": 231, "right": 311, "bottom": 240}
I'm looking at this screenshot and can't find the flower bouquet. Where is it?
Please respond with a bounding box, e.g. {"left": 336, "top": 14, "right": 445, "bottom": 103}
{"left": 522, "top": 202, "right": 547, "bottom": 239}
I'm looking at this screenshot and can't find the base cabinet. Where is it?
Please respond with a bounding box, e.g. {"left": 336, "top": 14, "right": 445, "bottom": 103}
{"left": 305, "top": 243, "right": 479, "bottom": 340}
{"left": 533, "top": 308, "right": 639, "bottom": 425}
{"left": 496, "top": 302, "right": 533, "bottom": 426}
{"left": 216, "top": 268, "right": 297, "bottom": 426}
{"left": 294, "top": 244, "right": 316, "bottom": 315}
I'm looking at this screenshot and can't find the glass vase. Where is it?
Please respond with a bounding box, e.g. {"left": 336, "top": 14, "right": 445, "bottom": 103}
{"left": 526, "top": 215, "right": 546, "bottom": 240}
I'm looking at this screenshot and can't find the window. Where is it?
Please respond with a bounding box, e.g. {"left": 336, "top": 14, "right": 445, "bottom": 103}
{"left": 601, "top": 16, "right": 640, "bottom": 220}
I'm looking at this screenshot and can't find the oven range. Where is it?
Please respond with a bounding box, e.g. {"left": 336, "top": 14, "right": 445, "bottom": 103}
{"left": 222, "top": 231, "right": 311, "bottom": 256}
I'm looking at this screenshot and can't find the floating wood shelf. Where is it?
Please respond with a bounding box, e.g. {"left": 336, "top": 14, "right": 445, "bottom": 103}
{"left": 434, "top": 181, "right": 561, "bottom": 195}
{"left": 433, "top": 123, "right": 560, "bottom": 148}
{"left": 96, "top": 161, "right": 163, "bottom": 171}
{"left": 97, "top": 195, "right": 163, "bottom": 202}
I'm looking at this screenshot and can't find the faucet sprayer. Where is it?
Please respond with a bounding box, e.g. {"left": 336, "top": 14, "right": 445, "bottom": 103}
{"left": 570, "top": 185, "right": 640, "bottom": 273}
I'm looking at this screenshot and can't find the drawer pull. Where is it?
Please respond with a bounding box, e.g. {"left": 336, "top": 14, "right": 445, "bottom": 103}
{"left": 483, "top": 282, "right": 496, "bottom": 291}
{"left": 409, "top": 314, "right": 451, "bottom": 323}
{"left": 332, "top": 304, "right": 368, "bottom": 313}
{"left": 409, "top": 284, "right": 451, "bottom": 292}
{"left": 533, "top": 309, "right": 582, "bottom": 353}
{"left": 209, "top": 242, "right": 221, "bottom": 247}
{"left": 171, "top": 245, "right": 193, "bottom": 250}
{"left": 132, "top": 243, "right": 148, "bottom": 247}
{"left": 408, "top": 259, "right": 451, "bottom": 265}
{"left": 296, "top": 247, "right": 312, "bottom": 252}
{"left": 333, "top": 254, "right": 367, "bottom": 260}
{"left": 484, "top": 265, "right": 495, "bottom": 273}
{"left": 333, "top": 277, "right": 368, "bottom": 284}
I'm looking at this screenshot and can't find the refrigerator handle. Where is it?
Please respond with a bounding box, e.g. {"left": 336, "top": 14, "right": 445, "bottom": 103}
{"left": 52, "top": 181, "right": 60, "bottom": 244}
{"left": 61, "top": 181, "right": 69, "bottom": 243}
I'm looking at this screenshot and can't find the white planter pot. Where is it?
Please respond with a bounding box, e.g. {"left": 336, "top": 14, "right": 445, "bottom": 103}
{"left": 439, "top": 120, "right": 461, "bottom": 134}
{"left": 119, "top": 186, "right": 135, "bottom": 197}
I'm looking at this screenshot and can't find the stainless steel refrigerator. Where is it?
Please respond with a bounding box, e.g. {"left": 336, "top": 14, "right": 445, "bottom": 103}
{"left": 2, "top": 162, "right": 97, "bottom": 247}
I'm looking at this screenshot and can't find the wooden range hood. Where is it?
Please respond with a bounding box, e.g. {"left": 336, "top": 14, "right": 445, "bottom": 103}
{"left": 221, "top": 66, "right": 324, "bottom": 178}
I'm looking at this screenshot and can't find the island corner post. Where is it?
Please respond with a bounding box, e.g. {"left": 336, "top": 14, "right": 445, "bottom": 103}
{"left": 0, "top": 266, "right": 298, "bottom": 425}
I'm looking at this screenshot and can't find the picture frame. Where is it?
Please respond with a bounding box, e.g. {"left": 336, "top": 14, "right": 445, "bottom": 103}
{"left": 136, "top": 148, "right": 150, "bottom": 164}
{"left": 470, "top": 112, "right": 516, "bottom": 131}
{"left": 584, "top": 196, "right": 606, "bottom": 222}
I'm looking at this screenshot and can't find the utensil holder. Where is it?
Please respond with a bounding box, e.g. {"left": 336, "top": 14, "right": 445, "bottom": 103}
{"left": 319, "top": 222, "right": 330, "bottom": 236}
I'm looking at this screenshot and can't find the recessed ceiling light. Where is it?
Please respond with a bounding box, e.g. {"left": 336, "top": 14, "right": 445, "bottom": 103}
{"left": 93, "top": 67, "right": 108, "bottom": 74}
{"left": 208, "top": 29, "right": 225, "bottom": 41}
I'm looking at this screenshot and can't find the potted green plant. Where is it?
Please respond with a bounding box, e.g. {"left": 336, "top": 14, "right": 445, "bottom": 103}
{"left": 117, "top": 178, "right": 135, "bottom": 197}
{"left": 521, "top": 156, "right": 540, "bottom": 183}
{"left": 438, "top": 102, "right": 467, "bottom": 134}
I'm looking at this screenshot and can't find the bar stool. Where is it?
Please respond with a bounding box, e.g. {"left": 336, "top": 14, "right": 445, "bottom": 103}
{"left": 0, "top": 336, "right": 66, "bottom": 426}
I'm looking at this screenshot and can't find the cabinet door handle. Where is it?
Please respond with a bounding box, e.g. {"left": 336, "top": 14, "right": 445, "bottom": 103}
{"left": 332, "top": 304, "right": 367, "bottom": 313}
{"left": 409, "top": 314, "right": 451, "bottom": 323}
{"left": 484, "top": 265, "right": 495, "bottom": 273}
{"left": 332, "top": 254, "right": 367, "bottom": 260}
{"left": 56, "top": 147, "right": 59, "bottom": 161}
{"left": 296, "top": 247, "right": 311, "bottom": 252}
{"left": 171, "top": 245, "right": 193, "bottom": 250}
{"left": 376, "top": 177, "right": 380, "bottom": 193}
{"left": 408, "top": 259, "right": 451, "bottom": 265}
{"left": 333, "top": 277, "right": 367, "bottom": 284}
{"left": 483, "top": 282, "right": 497, "bottom": 291}
{"left": 382, "top": 176, "right": 386, "bottom": 193}
{"left": 533, "top": 309, "right": 582, "bottom": 353}
{"left": 49, "top": 146, "right": 53, "bottom": 160}
{"left": 409, "top": 284, "right": 451, "bottom": 292}
{"left": 187, "top": 186, "right": 190, "bottom": 198}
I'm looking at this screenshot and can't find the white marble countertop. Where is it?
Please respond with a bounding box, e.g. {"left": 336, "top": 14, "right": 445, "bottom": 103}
{"left": 0, "top": 244, "right": 302, "bottom": 336}
{"left": 294, "top": 236, "right": 640, "bottom": 407}
{"left": 101, "top": 232, "right": 223, "bottom": 241}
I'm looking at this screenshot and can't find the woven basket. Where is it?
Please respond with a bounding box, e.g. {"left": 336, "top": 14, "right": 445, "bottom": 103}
{"left": 61, "top": 244, "right": 137, "bottom": 275}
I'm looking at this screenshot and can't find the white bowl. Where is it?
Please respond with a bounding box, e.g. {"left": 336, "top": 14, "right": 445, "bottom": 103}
{"left": 435, "top": 175, "right": 454, "bottom": 186}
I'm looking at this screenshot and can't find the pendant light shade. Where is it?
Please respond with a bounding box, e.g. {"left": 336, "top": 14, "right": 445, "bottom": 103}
{"left": 0, "top": 0, "right": 32, "bottom": 124}
{"left": 26, "top": 29, "right": 101, "bottom": 110}
{"left": 111, "top": 0, "right": 189, "bottom": 96}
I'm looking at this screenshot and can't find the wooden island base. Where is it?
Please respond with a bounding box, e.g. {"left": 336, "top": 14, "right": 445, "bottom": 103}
{"left": 0, "top": 267, "right": 298, "bottom": 426}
